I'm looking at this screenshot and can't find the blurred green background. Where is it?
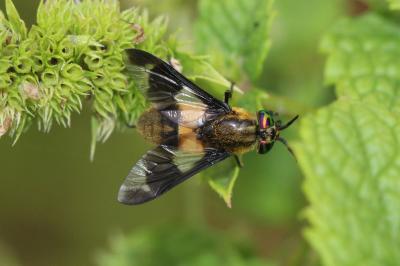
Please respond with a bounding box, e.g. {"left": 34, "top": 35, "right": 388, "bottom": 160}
{"left": 0, "top": 0, "right": 370, "bottom": 265}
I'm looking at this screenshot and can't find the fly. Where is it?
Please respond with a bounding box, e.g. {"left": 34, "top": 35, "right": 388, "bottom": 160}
{"left": 118, "top": 49, "right": 299, "bottom": 205}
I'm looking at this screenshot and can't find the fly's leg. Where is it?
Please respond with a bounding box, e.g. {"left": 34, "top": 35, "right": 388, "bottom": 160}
{"left": 234, "top": 155, "right": 244, "bottom": 168}
{"left": 224, "top": 82, "right": 235, "bottom": 106}
{"left": 277, "top": 137, "right": 297, "bottom": 161}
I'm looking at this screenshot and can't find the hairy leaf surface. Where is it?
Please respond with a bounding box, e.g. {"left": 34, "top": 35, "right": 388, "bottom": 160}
{"left": 321, "top": 14, "right": 400, "bottom": 113}
{"left": 195, "top": 0, "right": 274, "bottom": 81}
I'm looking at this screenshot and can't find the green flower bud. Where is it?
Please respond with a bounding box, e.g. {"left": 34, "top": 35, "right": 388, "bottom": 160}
{"left": 61, "top": 63, "right": 83, "bottom": 81}
{"left": 45, "top": 54, "right": 65, "bottom": 68}
{"left": 28, "top": 25, "right": 45, "bottom": 39}
{"left": 48, "top": 27, "right": 67, "bottom": 43}
{"left": 103, "top": 55, "right": 124, "bottom": 72}
{"left": 99, "top": 41, "right": 114, "bottom": 56}
{"left": 110, "top": 72, "right": 128, "bottom": 92}
{"left": 6, "top": 89, "right": 23, "bottom": 110}
{"left": 7, "top": 72, "right": 17, "bottom": 87}
{"left": 1, "top": 44, "right": 18, "bottom": 57}
{"left": 13, "top": 56, "right": 33, "bottom": 73}
{"left": 0, "top": 59, "right": 12, "bottom": 73}
{"left": 68, "top": 35, "right": 102, "bottom": 54}
{"left": 84, "top": 52, "right": 103, "bottom": 70}
{"left": 74, "top": 79, "right": 92, "bottom": 95}
{"left": 114, "top": 94, "right": 128, "bottom": 115}
{"left": 0, "top": 1, "right": 172, "bottom": 147}
{"left": 58, "top": 79, "right": 73, "bottom": 97}
{"left": 93, "top": 99, "right": 113, "bottom": 119}
{"left": 104, "top": 25, "right": 121, "bottom": 42}
{"left": 92, "top": 70, "right": 109, "bottom": 87}
{"left": 67, "top": 93, "right": 81, "bottom": 108}
{"left": 50, "top": 98, "right": 62, "bottom": 116}
{"left": 18, "top": 39, "right": 36, "bottom": 54}
{"left": 0, "top": 73, "right": 13, "bottom": 89}
{"left": 32, "top": 55, "right": 45, "bottom": 73}
{"left": 41, "top": 68, "right": 59, "bottom": 86}
{"left": 40, "top": 37, "right": 57, "bottom": 55}
{"left": 58, "top": 38, "right": 74, "bottom": 59}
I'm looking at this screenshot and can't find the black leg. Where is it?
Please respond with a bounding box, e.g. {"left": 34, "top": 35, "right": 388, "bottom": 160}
{"left": 224, "top": 82, "right": 235, "bottom": 105}
{"left": 234, "top": 155, "right": 244, "bottom": 168}
{"left": 277, "top": 137, "right": 296, "bottom": 161}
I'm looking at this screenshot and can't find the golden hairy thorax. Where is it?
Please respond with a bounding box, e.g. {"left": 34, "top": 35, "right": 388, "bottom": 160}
{"left": 137, "top": 107, "right": 257, "bottom": 154}
{"left": 202, "top": 107, "right": 257, "bottom": 154}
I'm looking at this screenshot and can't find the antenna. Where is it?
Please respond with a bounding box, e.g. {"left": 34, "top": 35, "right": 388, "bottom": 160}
{"left": 278, "top": 115, "right": 299, "bottom": 131}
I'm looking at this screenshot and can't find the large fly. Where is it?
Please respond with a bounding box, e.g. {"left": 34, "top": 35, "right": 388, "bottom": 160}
{"left": 118, "top": 49, "right": 299, "bottom": 205}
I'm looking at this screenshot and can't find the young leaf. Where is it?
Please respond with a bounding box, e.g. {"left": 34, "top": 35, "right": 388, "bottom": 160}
{"left": 320, "top": 14, "right": 400, "bottom": 113}
{"left": 202, "top": 157, "right": 240, "bottom": 208}
{"left": 295, "top": 101, "right": 400, "bottom": 266}
{"left": 195, "top": 0, "right": 275, "bottom": 82}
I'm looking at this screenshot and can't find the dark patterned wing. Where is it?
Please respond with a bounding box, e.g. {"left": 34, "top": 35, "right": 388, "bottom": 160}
{"left": 118, "top": 145, "right": 230, "bottom": 205}
{"left": 125, "top": 49, "right": 230, "bottom": 128}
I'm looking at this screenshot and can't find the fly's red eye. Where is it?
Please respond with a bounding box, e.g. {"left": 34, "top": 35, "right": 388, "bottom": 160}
{"left": 258, "top": 111, "right": 270, "bottom": 129}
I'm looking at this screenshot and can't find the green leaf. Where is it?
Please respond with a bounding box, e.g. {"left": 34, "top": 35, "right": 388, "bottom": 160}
{"left": 237, "top": 88, "right": 269, "bottom": 113}
{"left": 295, "top": 100, "right": 400, "bottom": 266}
{"left": 296, "top": 12, "right": 400, "bottom": 266}
{"left": 175, "top": 50, "right": 242, "bottom": 100}
{"left": 195, "top": 0, "right": 275, "bottom": 82}
{"left": 202, "top": 157, "right": 240, "bottom": 208}
{"left": 320, "top": 14, "right": 400, "bottom": 113}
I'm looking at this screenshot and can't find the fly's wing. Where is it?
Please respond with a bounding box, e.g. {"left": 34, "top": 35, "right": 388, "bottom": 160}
{"left": 118, "top": 145, "right": 230, "bottom": 205}
{"left": 120, "top": 49, "right": 231, "bottom": 204}
{"left": 125, "top": 49, "right": 230, "bottom": 128}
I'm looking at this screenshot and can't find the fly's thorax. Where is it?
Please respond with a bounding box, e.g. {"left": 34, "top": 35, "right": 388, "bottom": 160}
{"left": 201, "top": 108, "right": 257, "bottom": 154}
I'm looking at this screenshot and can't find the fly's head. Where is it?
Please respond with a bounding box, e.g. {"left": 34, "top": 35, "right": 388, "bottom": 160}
{"left": 256, "top": 110, "right": 299, "bottom": 156}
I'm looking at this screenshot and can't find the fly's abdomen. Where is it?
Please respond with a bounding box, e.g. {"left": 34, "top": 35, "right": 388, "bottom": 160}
{"left": 137, "top": 108, "right": 178, "bottom": 145}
